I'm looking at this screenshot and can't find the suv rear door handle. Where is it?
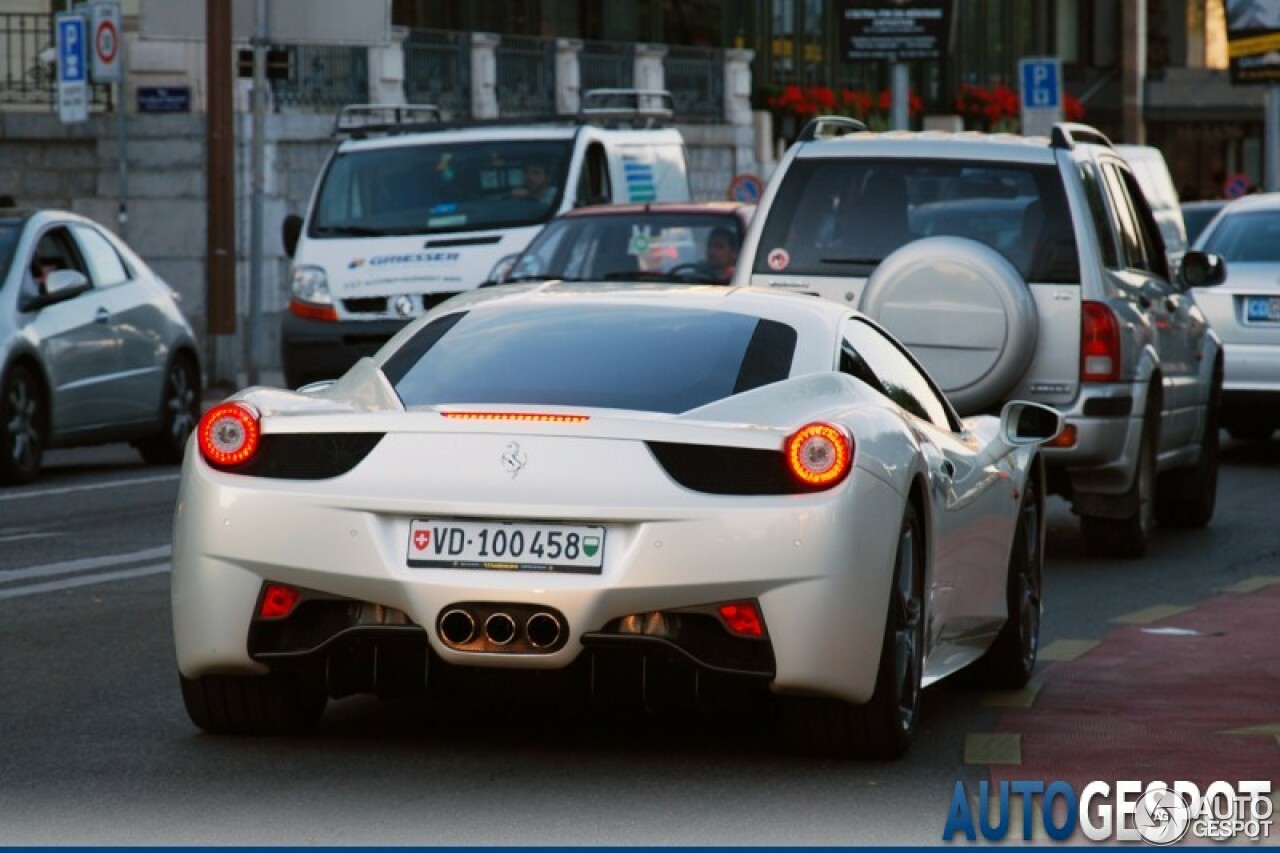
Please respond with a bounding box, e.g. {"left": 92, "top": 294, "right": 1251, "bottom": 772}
{"left": 94, "top": 307, "right": 110, "bottom": 324}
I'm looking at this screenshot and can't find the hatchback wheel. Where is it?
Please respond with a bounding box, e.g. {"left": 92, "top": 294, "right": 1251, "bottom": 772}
{"left": 0, "top": 364, "right": 46, "bottom": 486}
{"left": 137, "top": 356, "right": 200, "bottom": 465}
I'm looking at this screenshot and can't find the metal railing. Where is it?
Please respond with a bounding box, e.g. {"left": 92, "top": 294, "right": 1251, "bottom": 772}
{"left": 0, "top": 12, "right": 109, "bottom": 108}
{"left": 403, "top": 29, "right": 470, "bottom": 119}
{"left": 494, "top": 34, "right": 555, "bottom": 116}
{"left": 664, "top": 45, "right": 723, "bottom": 123}
{"left": 579, "top": 39, "right": 633, "bottom": 93}
{"left": 271, "top": 45, "right": 368, "bottom": 111}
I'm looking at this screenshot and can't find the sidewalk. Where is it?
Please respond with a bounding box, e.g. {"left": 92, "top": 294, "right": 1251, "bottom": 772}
{"left": 988, "top": 579, "right": 1280, "bottom": 790}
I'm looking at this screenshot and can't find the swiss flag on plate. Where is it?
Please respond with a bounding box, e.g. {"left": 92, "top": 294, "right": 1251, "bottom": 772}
{"left": 412, "top": 528, "right": 431, "bottom": 551}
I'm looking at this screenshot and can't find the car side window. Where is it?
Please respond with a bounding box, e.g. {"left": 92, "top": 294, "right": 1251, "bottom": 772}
{"left": 72, "top": 225, "right": 131, "bottom": 287}
{"left": 28, "top": 226, "right": 88, "bottom": 291}
{"left": 1116, "top": 168, "right": 1171, "bottom": 282}
{"left": 1078, "top": 163, "right": 1120, "bottom": 269}
{"left": 1101, "top": 162, "right": 1153, "bottom": 274}
{"left": 840, "top": 317, "right": 956, "bottom": 432}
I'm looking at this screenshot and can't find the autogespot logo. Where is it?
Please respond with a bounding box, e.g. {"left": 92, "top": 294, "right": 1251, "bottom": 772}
{"left": 942, "top": 779, "right": 1273, "bottom": 844}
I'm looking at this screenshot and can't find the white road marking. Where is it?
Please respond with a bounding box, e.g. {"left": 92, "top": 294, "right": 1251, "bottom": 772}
{"left": 0, "top": 562, "right": 170, "bottom": 601}
{"left": 0, "top": 530, "right": 61, "bottom": 544}
{"left": 0, "top": 473, "right": 180, "bottom": 503}
{"left": 2, "top": 546, "right": 171, "bottom": 582}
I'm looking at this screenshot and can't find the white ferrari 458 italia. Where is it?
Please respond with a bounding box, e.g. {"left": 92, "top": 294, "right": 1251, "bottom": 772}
{"left": 172, "top": 284, "right": 1060, "bottom": 758}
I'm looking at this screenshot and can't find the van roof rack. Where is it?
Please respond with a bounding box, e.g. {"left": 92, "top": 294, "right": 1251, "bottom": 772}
{"left": 332, "top": 88, "right": 677, "bottom": 139}
{"left": 334, "top": 104, "right": 443, "bottom": 137}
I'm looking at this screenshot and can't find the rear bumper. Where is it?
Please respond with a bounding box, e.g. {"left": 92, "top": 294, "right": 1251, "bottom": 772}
{"left": 1041, "top": 383, "right": 1146, "bottom": 497}
{"left": 279, "top": 311, "right": 410, "bottom": 388}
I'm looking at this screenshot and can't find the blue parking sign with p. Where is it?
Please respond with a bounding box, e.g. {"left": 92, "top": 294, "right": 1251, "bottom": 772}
{"left": 1021, "top": 59, "right": 1060, "bottom": 109}
{"left": 57, "top": 14, "right": 87, "bottom": 84}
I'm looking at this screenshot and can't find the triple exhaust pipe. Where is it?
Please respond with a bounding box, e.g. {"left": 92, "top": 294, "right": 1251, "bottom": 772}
{"left": 439, "top": 605, "right": 566, "bottom": 653}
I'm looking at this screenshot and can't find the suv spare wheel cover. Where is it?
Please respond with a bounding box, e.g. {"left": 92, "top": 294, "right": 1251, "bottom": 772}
{"left": 860, "top": 236, "right": 1038, "bottom": 415}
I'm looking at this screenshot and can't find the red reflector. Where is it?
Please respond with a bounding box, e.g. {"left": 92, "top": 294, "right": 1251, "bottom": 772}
{"left": 258, "top": 584, "right": 301, "bottom": 620}
{"left": 784, "top": 422, "right": 853, "bottom": 488}
{"left": 440, "top": 411, "right": 590, "bottom": 423}
{"left": 1046, "top": 423, "right": 1078, "bottom": 448}
{"left": 718, "top": 602, "right": 765, "bottom": 638}
{"left": 1081, "top": 301, "right": 1121, "bottom": 383}
{"left": 289, "top": 298, "right": 338, "bottom": 322}
{"left": 197, "top": 402, "right": 261, "bottom": 467}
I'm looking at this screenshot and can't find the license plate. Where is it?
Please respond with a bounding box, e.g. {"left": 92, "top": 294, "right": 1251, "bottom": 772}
{"left": 1245, "top": 296, "right": 1280, "bottom": 323}
{"left": 406, "top": 519, "right": 605, "bottom": 574}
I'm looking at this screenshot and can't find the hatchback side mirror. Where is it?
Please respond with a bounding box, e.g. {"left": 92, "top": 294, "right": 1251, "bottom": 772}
{"left": 1180, "top": 251, "right": 1226, "bottom": 288}
{"left": 282, "top": 214, "right": 303, "bottom": 259}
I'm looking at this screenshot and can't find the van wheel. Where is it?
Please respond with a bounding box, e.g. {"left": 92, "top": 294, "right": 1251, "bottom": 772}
{"left": 0, "top": 363, "right": 46, "bottom": 486}
{"left": 1082, "top": 418, "right": 1156, "bottom": 559}
{"left": 780, "top": 504, "right": 923, "bottom": 759}
{"left": 1157, "top": 367, "right": 1220, "bottom": 529}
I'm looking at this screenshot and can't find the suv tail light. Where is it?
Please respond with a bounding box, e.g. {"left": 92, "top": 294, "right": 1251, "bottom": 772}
{"left": 1081, "top": 301, "right": 1121, "bottom": 383}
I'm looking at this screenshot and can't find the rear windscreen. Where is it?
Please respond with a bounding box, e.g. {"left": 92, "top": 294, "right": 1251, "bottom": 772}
{"left": 1200, "top": 210, "right": 1280, "bottom": 263}
{"left": 753, "top": 158, "right": 1079, "bottom": 283}
{"left": 385, "top": 304, "right": 798, "bottom": 414}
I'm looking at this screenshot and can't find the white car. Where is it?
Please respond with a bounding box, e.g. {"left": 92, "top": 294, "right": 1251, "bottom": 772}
{"left": 172, "top": 284, "right": 1060, "bottom": 758}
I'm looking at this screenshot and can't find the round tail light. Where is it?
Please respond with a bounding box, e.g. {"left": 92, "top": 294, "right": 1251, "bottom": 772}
{"left": 198, "top": 402, "right": 261, "bottom": 468}
{"left": 784, "top": 422, "right": 853, "bottom": 488}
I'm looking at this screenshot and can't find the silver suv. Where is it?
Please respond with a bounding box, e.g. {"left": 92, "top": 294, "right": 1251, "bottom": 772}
{"left": 737, "top": 122, "right": 1225, "bottom": 558}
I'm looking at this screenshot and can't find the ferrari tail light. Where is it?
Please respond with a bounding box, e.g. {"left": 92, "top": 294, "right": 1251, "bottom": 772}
{"left": 440, "top": 411, "right": 590, "bottom": 423}
{"left": 718, "top": 602, "right": 765, "bottom": 638}
{"left": 198, "top": 402, "right": 261, "bottom": 467}
{"left": 258, "top": 583, "right": 301, "bottom": 620}
{"left": 1081, "top": 301, "right": 1121, "bottom": 383}
{"left": 784, "top": 422, "right": 853, "bottom": 488}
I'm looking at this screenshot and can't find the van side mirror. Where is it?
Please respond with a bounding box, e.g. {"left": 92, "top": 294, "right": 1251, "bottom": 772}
{"left": 1180, "top": 251, "right": 1226, "bottom": 288}
{"left": 282, "top": 214, "right": 303, "bottom": 258}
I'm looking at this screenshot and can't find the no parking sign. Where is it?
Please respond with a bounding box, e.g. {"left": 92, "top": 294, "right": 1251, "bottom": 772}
{"left": 728, "top": 174, "right": 764, "bottom": 203}
{"left": 90, "top": 1, "right": 122, "bottom": 84}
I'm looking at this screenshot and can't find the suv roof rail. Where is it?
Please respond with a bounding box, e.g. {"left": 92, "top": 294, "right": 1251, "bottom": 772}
{"left": 579, "top": 88, "right": 675, "bottom": 127}
{"left": 797, "top": 115, "right": 868, "bottom": 143}
{"left": 1050, "top": 122, "right": 1114, "bottom": 150}
{"left": 334, "top": 104, "right": 443, "bottom": 138}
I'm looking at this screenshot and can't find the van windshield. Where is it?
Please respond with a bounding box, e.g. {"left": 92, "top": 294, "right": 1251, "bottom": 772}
{"left": 309, "top": 139, "right": 574, "bottom": 237}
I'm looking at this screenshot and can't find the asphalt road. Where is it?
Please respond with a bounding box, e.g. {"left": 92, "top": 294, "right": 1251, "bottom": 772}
{"left": 0, "top": 437, "right": 1277, "bottom": 845}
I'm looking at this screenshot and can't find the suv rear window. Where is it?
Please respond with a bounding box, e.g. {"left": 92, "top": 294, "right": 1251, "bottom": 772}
{"left": 753, "top": 158, "right": 1079, "bottom": 283}
{"left": 387, "top": 304, "right": 797, "bottom": 414}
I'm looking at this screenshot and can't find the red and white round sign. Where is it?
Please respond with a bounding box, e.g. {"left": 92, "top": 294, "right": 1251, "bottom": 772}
{"left": 94, "top": 18, "right": 118, "bottom": 65}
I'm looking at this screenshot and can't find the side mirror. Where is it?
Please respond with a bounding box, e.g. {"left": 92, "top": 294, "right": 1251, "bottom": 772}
{"left": 1000, "top": 401, "right": 1064, "bottom": 446}
{"left": 1180, "top": 250, "right": 1226, "bottom": 288}
{"left": 486, "top": 253, "right": 519, "bottom": 284}
{"left": 20, "top": 268, "right": 91, "bottom": 312}
{"left": 282, "top": 214, "right": 303, "bottom": 259}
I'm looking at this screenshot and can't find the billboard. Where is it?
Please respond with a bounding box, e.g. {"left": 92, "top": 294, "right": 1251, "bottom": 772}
{"left": 1225, "top": 0, "right": 1280, "bottom": 85}
{"left": 839, "top": 0, "right": 956, "bottom": 63}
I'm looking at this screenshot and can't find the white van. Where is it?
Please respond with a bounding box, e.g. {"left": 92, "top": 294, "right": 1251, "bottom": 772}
{"left": 280, "top": 91, "right": 690, "bottom": 388}
{"left": 1115, "top": 144, "right": 1188, "bottom": 268}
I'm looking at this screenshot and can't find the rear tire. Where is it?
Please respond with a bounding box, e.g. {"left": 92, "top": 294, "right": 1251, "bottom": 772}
{"left": 966, "top": 472, "right": 1042, "bottom": 688}
{"left": 781, "top": 504, "right": 924, "bottom": 759}
{"left": 1157, "top": 366, "right": 1220, "bottom": 529}
{"left": 0, "top": 363, "right": 46, "bottom": 486}
{"left": 180, "top": 672, "right": 326, "bottom": 735}
{"left": 137, "top": 355, "right": 201, "bottom": 465}
{"left": 1082, "top": 416, "right": 1156, "bottom": 559}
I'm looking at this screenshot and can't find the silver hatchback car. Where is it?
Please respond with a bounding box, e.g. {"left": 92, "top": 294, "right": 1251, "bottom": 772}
{"left": 0, "top": 208, "right": 202, "bottom": 484}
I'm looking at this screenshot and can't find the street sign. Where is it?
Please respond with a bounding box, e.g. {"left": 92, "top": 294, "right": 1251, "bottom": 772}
{"left": 90, "top": 1, "right": 122, "bottom": 83}
{"left": 55, "top": 13, "right": 89, "bottom": 124}
{"left": 1019, "top": 56, "right": 1063, "bottom": 137}
{"left": 1223, "top": 172, "right": 1253, "bottom": 199}
{"left": 728, "top": 173, "right": 763, "bottom": 203}
{"left": 840, "top": 0, "right": 956, "bottom": 63}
